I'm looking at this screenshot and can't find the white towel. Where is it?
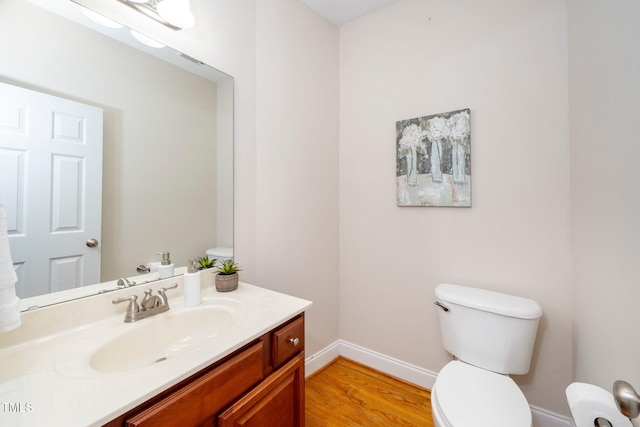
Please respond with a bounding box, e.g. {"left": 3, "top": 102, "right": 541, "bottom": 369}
{"left": 0, "top": 197, "right": 20, "bottom": 332}
{"left": 0, "top": 297, "right": 20, "bottom": 332}
{"left": 0, "top": 286, "right": 15, "bottom": 301}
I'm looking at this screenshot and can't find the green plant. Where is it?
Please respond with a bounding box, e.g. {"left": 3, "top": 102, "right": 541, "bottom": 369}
{"left": 196, "top": 256, "right": 216, "bottom": 270}
{"left": 216, "top": 259, "right": 242, "bottom": 275}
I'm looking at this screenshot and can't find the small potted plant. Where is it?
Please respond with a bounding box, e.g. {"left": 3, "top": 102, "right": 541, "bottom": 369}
{"left": 197, "top": 256, "right": 216, "bottom": 287}
{"left": 197, "top": 256, "right": 216, "bottom": 270}
{"left": 215, "top": 259, "right": 242, "bottom": 292}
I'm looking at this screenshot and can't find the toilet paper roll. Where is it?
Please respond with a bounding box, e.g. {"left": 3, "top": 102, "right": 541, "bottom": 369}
{"left": 566, "top": 382, "right": 633, "bottom": 427}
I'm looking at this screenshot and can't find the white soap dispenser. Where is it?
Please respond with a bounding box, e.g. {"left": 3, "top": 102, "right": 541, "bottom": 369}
{"left": 157, "top": 252, "right": 174, "bottom": 279}
{"left": 183, "top": 258, "right": 201, "bottom": 307}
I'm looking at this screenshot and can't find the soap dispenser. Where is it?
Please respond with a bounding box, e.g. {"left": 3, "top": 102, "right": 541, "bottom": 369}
{"left": 157, "top": 252, "right": 174, "bottom": 279}
{"left": 183, "top": 258, "right": 201, "bottom": 307}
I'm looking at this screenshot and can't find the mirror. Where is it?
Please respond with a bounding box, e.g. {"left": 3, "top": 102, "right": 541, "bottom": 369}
{"left": 0, "top": 0, "right": 233, "bottom": 309}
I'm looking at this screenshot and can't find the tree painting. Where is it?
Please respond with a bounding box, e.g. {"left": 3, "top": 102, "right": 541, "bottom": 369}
{"left": 396, "top": 109, "right": 471, "bottom": 207}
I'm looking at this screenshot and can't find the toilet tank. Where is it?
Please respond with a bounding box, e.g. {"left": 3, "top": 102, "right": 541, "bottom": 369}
{"left": 435, "top": 283, "right": 542, "bottom": 375}
{"left": 206, "top": 247, "right": 233, "bottom": 267}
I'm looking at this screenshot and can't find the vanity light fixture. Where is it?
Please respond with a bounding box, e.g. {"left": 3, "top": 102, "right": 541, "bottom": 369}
{"left": 118, "top": 0, "right": 195, "bottom": 30}
{"left": 81, "top": 7, "right": 123, "bottom": 29}
{"left": 77, "top": 4, "right": 165, "bottom": 49}
{"left": 156, "top": 0, "right": 195, "bottom": 29}
{"left": 130, "top": 30, "right": 166, "bottom": 48}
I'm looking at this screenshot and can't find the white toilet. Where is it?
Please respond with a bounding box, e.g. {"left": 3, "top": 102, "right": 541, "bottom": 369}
{"left": 432, "top": 283, "right": 543, "bottom": 427}
{"left": 206, "top": 247, "right": 233, "bottom": 266}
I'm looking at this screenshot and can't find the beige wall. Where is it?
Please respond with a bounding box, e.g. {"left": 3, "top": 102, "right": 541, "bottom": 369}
{"left": 568, "top": 0, "right": 640, "bottom": 394}
{"left": 255, "top": 0, "right": 340, "bottom": 355}
{"left": 339, "top": 0, "right": 572, "bottom": 415}
{"left": 216, "top": 78, "right": 234, "bottom": 249}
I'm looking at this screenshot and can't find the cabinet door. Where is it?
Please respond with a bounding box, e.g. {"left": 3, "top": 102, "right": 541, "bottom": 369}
{"left": 126, "top": 342, "right": 264, "bottom": 427}
{"left": 218, "top": 353, "right": 305, "bottom": 427}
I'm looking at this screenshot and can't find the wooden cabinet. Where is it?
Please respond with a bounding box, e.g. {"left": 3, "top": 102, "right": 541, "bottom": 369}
{"left": 104, "top": 314, "right": 305, "bottom": 427}
{"left": 126, "top": 343, "right": 264, "bottom": 427}
{"left": 218, "top": 354, "right": 304, "bottom": 427}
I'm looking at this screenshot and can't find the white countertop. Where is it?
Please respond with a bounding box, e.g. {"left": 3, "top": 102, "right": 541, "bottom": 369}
{"left": 0, "top": 282, "right": 312, "bottom": 426}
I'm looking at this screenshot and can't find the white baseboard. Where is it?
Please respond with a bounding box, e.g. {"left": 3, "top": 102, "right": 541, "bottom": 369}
{"left": 305, "top": 339, "right": 437, "bottom": 388}
{"left": 531, "top": 405, "right": 573, "bottom": 427}
{"left": 304, "top": 340, "right": 341, "bottom": 377}
{"left": 305, "top": 340, "right": 572, "bottom": 427}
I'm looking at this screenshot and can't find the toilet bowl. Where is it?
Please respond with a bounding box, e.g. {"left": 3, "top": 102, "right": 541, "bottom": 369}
{"left": 431, "top": 361, "right": 532, "bottom": 427}
{"left": 432, "top": 283, "right": 542, "bottom": 427}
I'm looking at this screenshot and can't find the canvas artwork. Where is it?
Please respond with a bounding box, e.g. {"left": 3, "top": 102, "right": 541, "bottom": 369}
{"left": 396, "top": 108, "right": 471, "bottom": 207}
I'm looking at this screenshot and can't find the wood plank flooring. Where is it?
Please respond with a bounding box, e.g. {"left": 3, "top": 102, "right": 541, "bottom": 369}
{"left": 305, "top": 357, "right": 434, "bottom": 427}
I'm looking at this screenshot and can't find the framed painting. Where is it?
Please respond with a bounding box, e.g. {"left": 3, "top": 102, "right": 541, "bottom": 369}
{"left": 396, "top": 108, "right": 471, "bottom": 207}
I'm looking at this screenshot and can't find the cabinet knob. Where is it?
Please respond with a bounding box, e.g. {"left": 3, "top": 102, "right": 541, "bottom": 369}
{"left": 288, "top": 337, "right": 300, "bottom": 346}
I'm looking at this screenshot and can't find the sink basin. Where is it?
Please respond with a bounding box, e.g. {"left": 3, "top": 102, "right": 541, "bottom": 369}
{"left": 90, "top": 301, "right": 242, "bottom": 373}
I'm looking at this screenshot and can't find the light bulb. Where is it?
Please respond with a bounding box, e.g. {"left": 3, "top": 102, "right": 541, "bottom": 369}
{"left": 156, "top": 0, "right": 195, "bottom": 29}
{"left": 130, "top": 30, "right": 165, "bottom": 48}
{"left": 81, "top": 7, "right": 123, "bottom": 29}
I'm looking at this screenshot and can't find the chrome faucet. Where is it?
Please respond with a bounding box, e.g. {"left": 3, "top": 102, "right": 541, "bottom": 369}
{"left": 113, "top": 283, "right": 178, "bottom": 323}
{"left": 117, "top": 277, "right": 136, "bottom": 287}
{"left": 140, "top": 289, "right": 161, "bottom": 309}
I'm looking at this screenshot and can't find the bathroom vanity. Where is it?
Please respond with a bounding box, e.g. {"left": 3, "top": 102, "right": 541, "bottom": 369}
{"left": 0, "top": 281, "right": 311, "bottom": 426}
{"left": 106, "top": 314, "right": 305, "bottom": 426}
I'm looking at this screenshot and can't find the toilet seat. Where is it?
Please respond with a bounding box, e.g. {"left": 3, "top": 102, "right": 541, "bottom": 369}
{"left": 432, "top": 360, "right": 532, "bottom": 427}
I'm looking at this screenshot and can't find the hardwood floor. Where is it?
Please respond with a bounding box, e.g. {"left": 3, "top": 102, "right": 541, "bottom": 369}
{"left": 305, "top": 357, "right": 434, "bottom": 426}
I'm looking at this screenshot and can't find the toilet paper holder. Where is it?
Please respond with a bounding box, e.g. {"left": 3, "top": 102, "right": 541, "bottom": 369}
{"left": 613, "top": 380, "right": 640, "bottom": 419}
{"left": 595, "top": 418, "right": 612, "bottom": 427}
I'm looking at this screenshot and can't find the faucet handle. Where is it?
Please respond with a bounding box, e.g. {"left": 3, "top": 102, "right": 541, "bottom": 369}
{"left": 112, "top": 295, "right": 140, "bottom": 317}
{"left": 160, "top": 283, "right": 178, "bottom": 293}
{"left": 113, "top": 294, "right": 138, "bottom": 304}
{"left": 157, "top": 283, "right": 178, "bottom": 305}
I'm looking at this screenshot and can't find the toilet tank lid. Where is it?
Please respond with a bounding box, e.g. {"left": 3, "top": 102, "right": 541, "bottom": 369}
{"left": 206, "top": 247, "right": 233, "bottom": 257}
{"left": 435, "top": 283, "right": 542, "bottom": 319}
